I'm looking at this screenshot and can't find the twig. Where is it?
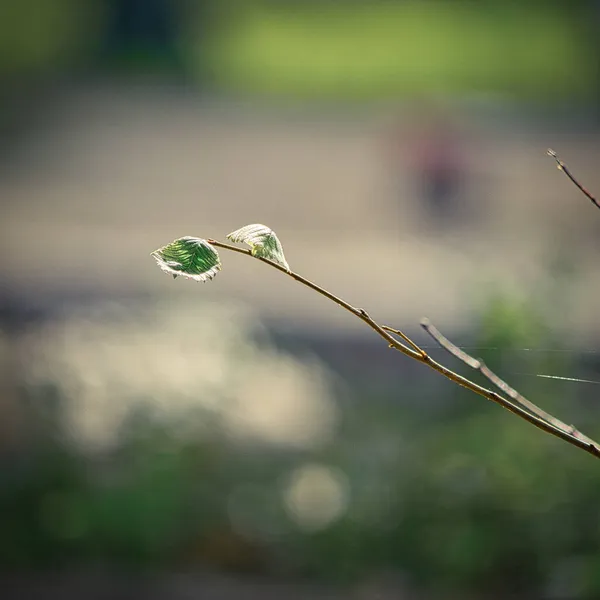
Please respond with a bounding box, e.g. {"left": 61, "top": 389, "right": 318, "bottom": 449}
{"left": 381, "top": 325, "right": 427, "bottom": 358}
{"left": 207, "top": 239, "right": 421, "bottom": 359}
{"left": 207, "top": 239, "right": 600, "bottom": 460}
{"left": 547, "top": 148, "right": 599, "bottom": 211}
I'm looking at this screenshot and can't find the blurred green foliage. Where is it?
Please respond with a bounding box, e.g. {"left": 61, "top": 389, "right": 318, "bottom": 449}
{"left": 1, "top": 294, "right": 599, "bottom": 598}
{"left": 0, "top": 0, "right": 596, "bottom": 101}
{"left": 0, "top": 0, "right": 106, "bottom": 76}
{"left": 196, "top": 1, "right": 594, "bottom": 100}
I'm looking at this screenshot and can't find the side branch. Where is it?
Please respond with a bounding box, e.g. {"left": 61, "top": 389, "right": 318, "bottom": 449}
{"left": 421, "top": 319, "right": 600, "bottom": 455}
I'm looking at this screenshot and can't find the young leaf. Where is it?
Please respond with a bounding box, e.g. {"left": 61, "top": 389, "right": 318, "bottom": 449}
{"left": 226, "top": 224, "right": 290, "bottom": 270}
{"left": 151, "top": 236, "right": 221, "bottom": 282}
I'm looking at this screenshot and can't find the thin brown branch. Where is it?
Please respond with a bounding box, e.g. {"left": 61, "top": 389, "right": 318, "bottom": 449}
{"left": 207, "top": 239, "right": 421, "bottom": 359}
{"left": 547, "top": 148, "right": 599, "bottom": 211}
{"left": 207, "top": 238, "right": 600, "bottom": 461}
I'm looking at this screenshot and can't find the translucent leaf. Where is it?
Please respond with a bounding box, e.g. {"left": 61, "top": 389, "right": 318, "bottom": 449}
{"left": 227, "top": 224, "right": 290, "bottom": 270}
{"left": 151, "top": 237, "right": 221, "bottom": 282}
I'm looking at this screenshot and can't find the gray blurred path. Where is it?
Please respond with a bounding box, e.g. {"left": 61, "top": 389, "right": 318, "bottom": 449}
{"left": 2, "top": 85, "right": 600, "bottom": 336}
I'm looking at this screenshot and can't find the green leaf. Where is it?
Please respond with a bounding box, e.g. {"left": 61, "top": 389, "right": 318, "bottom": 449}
{"left": 226, "top": 224, "right": 290, "bottom": 270}
{"left": 151, "top": 237, "right": 221, "bottom": 282}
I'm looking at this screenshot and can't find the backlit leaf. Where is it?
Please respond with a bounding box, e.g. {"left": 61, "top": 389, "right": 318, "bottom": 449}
{"left": 227, "top": 224, "right": 290, "bottom": 270}
{"left": 151, "top": 237, "right": 221, "bottom": 282}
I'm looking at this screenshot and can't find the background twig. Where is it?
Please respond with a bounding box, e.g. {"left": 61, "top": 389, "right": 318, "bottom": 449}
{"left": 547, "top": 148, "right": 599, "bottom": 210}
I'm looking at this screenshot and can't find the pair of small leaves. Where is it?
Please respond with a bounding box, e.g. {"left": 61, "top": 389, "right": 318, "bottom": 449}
{"left": 151, "top": 224, "right": 289, "bottom": 282}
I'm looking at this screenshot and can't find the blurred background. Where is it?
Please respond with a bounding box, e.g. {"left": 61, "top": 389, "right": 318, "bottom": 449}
{"left": 2, "top": 1, "right": 600, "bottom": 598}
